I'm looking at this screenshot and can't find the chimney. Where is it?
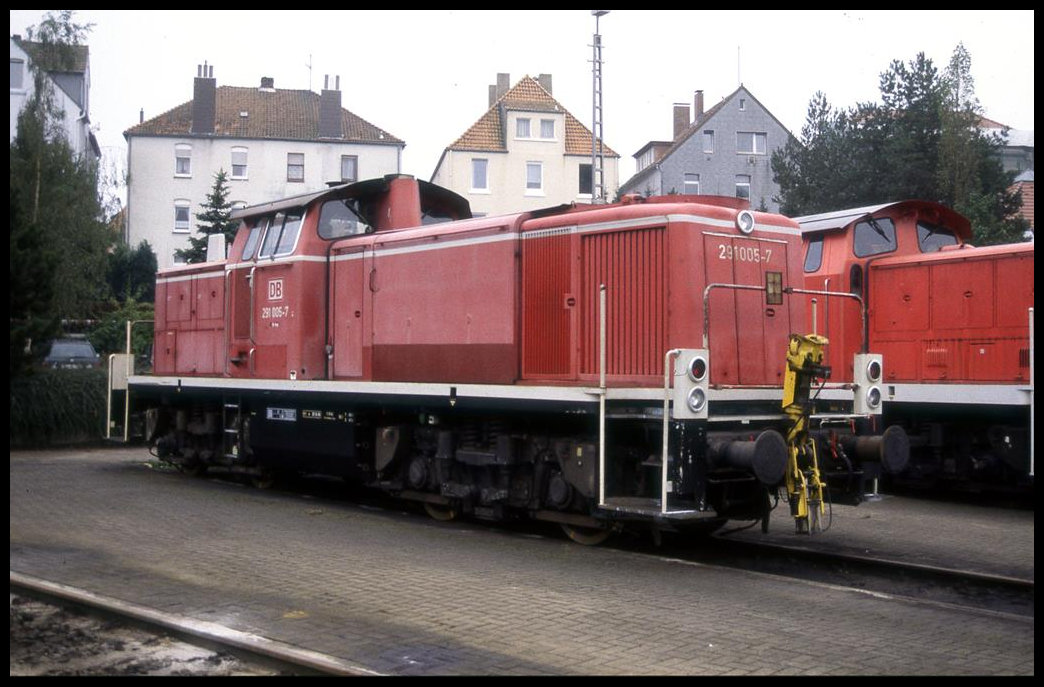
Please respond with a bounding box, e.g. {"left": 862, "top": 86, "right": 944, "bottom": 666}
{"left": 191, "top": 62, "right": 216, "bottom": 135}
{"left": 319, "top": 74, "right": 343, "bottom": 139}
{"left": 489, "top": 72, "right": 510, "bottom": 107}
{"left": 260, "top": 76, "right": 275, "bottom": 91}
{"left": 673, "top": 103, "right": 690, "bottom": 140}
{"left": 537, "top": 73, "right": 553, "bottom": 94}
{"left": 139, "top": 108, "right": 144, "bottom": 124}
{"left": 695, "top": 90, "right": 704, "bottom": 120}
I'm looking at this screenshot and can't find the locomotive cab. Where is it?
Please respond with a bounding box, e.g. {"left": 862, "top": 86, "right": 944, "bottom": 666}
{"left": 224, "top": 175, "right": 473, "bottom": 381}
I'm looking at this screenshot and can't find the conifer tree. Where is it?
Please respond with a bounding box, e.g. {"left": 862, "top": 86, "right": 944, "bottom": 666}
{"left": 175, "top": 169, "right": 239, "bottom": 264}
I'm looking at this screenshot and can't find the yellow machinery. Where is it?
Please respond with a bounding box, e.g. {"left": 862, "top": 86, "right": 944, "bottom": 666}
{"left": 782, "top": 334, "right": 831, "bottom": 533}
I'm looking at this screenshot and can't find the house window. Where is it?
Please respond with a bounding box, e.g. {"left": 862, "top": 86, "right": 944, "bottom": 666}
{"left": 735, "top": 175, "right": 751, "bottom": 200}
{"left": 172, "top": 251, "right": 187, "bottom": 265}
{"left": 739, "top": 98, "right": 746, "bottom": 111}
{"left": 703, "top": 130, "right": 714, "bottom": 154}
{"left": 516, "top": 117, "right": 531, "bottom": 138}
{"left": 579, "top": 164, "right": 593, "bottom": 196}
{"left": 287, "top": 153, "right": 304, "bottom": 182}
{"left": 684, "top": 173, "right": 700, "bottom": 194}
{"left": 471, "top": 158, "right": 488, "bottom": 191}
{"left": 737, "top": 132, "right": 767, "bottom": 155}
{"left": 231, "top": 147, "right": 248, "bottom": 179}
{"left": 526, "top": 162, "right": 543, "bottom": 193}
{"left": 540, "top": 119, "right": 555, "bottom": 139}
{"left": 174, "top": 144, "right": 191, "bottom": 176}
{"left": 173, "top": 201, "right": 191, "bottom": 233}
{"left": 340, "top": 155, "right": 358, "bottom": 183}
{"left": 10, "top": 58, "right": 25, "bottom": 90}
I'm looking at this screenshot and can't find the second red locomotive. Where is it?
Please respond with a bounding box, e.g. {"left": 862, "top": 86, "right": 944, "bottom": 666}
{"left": 797, "top": 200, "right": 1034, "bottom": 493}
{"left": 130, "top": 175, "right": 907, "bottom": 542}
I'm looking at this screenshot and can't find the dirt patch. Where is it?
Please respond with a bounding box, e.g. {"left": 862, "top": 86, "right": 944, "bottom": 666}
{"left": 10, "top": 594, "right": 280, "bottom": 676}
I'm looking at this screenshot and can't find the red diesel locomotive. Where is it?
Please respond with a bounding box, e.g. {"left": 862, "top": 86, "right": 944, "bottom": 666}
{"left": 129, "top": 175, "right": 908, "bottom": 542}
{"left": 797, "top": 201, "right": 1034, "bottom": 492}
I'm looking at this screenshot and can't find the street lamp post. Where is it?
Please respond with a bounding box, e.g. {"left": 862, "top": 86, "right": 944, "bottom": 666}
{"left": 591, "top": 10, "right": 609, "bottom": 203}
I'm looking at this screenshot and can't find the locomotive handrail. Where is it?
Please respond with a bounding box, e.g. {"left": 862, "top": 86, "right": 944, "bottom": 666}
{"left": 784, "top": 286, "right": 866, "bottom": 353}
{"left": 663, "top": 348, "right": 683, "bottom": 515}
{"left": 701, "top": 283, "right": 769, "bottom": 349}
{"left": 701, "top": 282, "right": 866, "bottom": 352}
{"left": 598, "top": 284, "right": 607, "bottom": 508}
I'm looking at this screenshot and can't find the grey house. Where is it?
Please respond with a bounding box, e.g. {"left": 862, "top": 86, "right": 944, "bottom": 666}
{"left": 620, "top": 85, "right": 794, "bottom": 212}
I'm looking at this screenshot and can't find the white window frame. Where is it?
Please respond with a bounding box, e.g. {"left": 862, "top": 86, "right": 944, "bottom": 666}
{"left": 174, "top": 144, "right": 192, "bottom": 177}
{"left": 525, "top": 161, "right": 543, "bottom": 195}
{"left": 10, "top": 58, "right": 26, "bottom": 91}
{"left": 703, "top": 130, "right": 714, "bottom": 154}
{"left": 340, "top": 155, "right": 358, "bottom": 183}
{"left": 287, "top": 152, "right": 305, "bottom": 182}
{"left": 516, "top": 117, "right": 531, "bottom": 139}
{"left": 471, "top": 158, "right": 489, "bottom": 193}
{"left": 230, "top": 147, "right": 248, "bottom": 179}
{"left": 735, "top": 175, "right": 751, "bottom": 200}
{"left": 736, "top": 132, "right": 767, "bottom": 155}
{"left": 684, "top": 173, "right": 700, "bottom": 195}
{"left": 173, "top": 200, "right": 192, "bottom": 233}
{"left": 540, "top": 118, "right": 555, "bottom": 139}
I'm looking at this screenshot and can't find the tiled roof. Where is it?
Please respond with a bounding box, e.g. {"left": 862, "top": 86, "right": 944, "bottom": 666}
{"left": 448, "top": 75, "right": 618, "bottom": 157}
{"left": 124, "top": 85, "right": 403, "bottom": 145}
{"left": 13, "top": 37, "right": 89, "bottom": 73}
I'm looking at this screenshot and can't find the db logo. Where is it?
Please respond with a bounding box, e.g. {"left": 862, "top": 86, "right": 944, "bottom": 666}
{"left": 267, "top": 279, "right": 284, "bottom": 301}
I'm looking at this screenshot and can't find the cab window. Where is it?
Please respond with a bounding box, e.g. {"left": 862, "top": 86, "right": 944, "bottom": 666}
{"left": 853, "top": 217, "right": 896, "bottom": 257}
{"left": 318, "top": 198, "right": 371, "bottom": 239}
{"left": 803, "top": 235, "right": 823, "bottom": 272}
{"left": 917, "top": 221, "right": 958, "bottom": 252}
{"left": 240, "top": 221, "right": 263, "bottom": 260}
{"left": 257, "top": 210, "right": 305, "bottom": 258}
{"left": 275, "top": 211, "right": 303, "bottom": 254}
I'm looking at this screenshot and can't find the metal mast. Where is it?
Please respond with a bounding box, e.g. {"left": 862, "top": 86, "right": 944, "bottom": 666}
{"left": 591, "top": 10, "right": 609, "bottom": 203}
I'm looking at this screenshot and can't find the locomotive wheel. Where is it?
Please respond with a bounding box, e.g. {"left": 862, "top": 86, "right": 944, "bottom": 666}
{"left": 180, "top": 461, "right": 207, "bottom": 477}
{"left": 560, "top": 523, "right": 613, "bottom": 546}
{"left": 251, "top": 471, "right": 277, "bottom": 489}
{"left": 424, "top": 502, "right": 459, "bottom": 521}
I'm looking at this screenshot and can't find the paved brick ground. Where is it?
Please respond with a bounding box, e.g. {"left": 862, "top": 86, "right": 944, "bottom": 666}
{"left": 9, "top": 448, "right": 1034, "bottom": 675}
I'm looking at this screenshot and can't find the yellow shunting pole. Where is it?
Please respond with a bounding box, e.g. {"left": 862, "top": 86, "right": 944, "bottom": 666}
{"left": 782, "top": 333, "right": 830, "bottom": 534}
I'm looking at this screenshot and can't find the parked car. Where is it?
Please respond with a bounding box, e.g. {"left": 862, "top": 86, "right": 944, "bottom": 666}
{"left": 44, "top": 338, "right": 101, "bottom": 369}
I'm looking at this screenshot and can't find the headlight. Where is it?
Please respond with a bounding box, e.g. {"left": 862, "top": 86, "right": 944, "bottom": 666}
{"left": 687, "top": 354, "right": 708, "bottom": 383}
{"left": 866, "top": 358, "right": 882, "bottom": 382}
{"left": 687, "top": 387, "right": 707, "bottom": 414}
{"left": 866, "top": 387, "right": 881, "bottom": 409}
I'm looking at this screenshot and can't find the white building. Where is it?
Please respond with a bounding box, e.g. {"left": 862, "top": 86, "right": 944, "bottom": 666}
{"left": 10, "top": 35, "right": 99, "bottom": 159}
{"left": 432, "top": 73, "right": 619, "bottom": 216}
{"left": 124, "top": 66, "right": 405, "bottom": 268}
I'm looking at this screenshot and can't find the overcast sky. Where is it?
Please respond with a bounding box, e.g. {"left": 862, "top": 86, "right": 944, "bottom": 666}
{"left": 10, "top": 10, "right": 1035, "bottom": 200}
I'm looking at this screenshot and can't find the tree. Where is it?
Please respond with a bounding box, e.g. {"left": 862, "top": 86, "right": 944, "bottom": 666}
{"left": 174, "top": 170, "right": 239, "bottom": 264}
{"left": 10, "top": 11, "right": 111, "bottom": 375}
{"left": 772, "top": 45, "right": 1027, "bottom": 244}
{"left": 108, "top": 240, "right": 158, "bottom": 303}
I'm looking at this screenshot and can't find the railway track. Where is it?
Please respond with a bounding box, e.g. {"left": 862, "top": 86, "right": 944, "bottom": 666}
{"left": 9, "top": 572, "right": 380, "bottom": 677}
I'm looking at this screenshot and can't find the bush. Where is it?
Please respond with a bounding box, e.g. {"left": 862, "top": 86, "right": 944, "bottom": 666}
{"left": 10, "top": 368, "right": 108, "bottom": 448}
